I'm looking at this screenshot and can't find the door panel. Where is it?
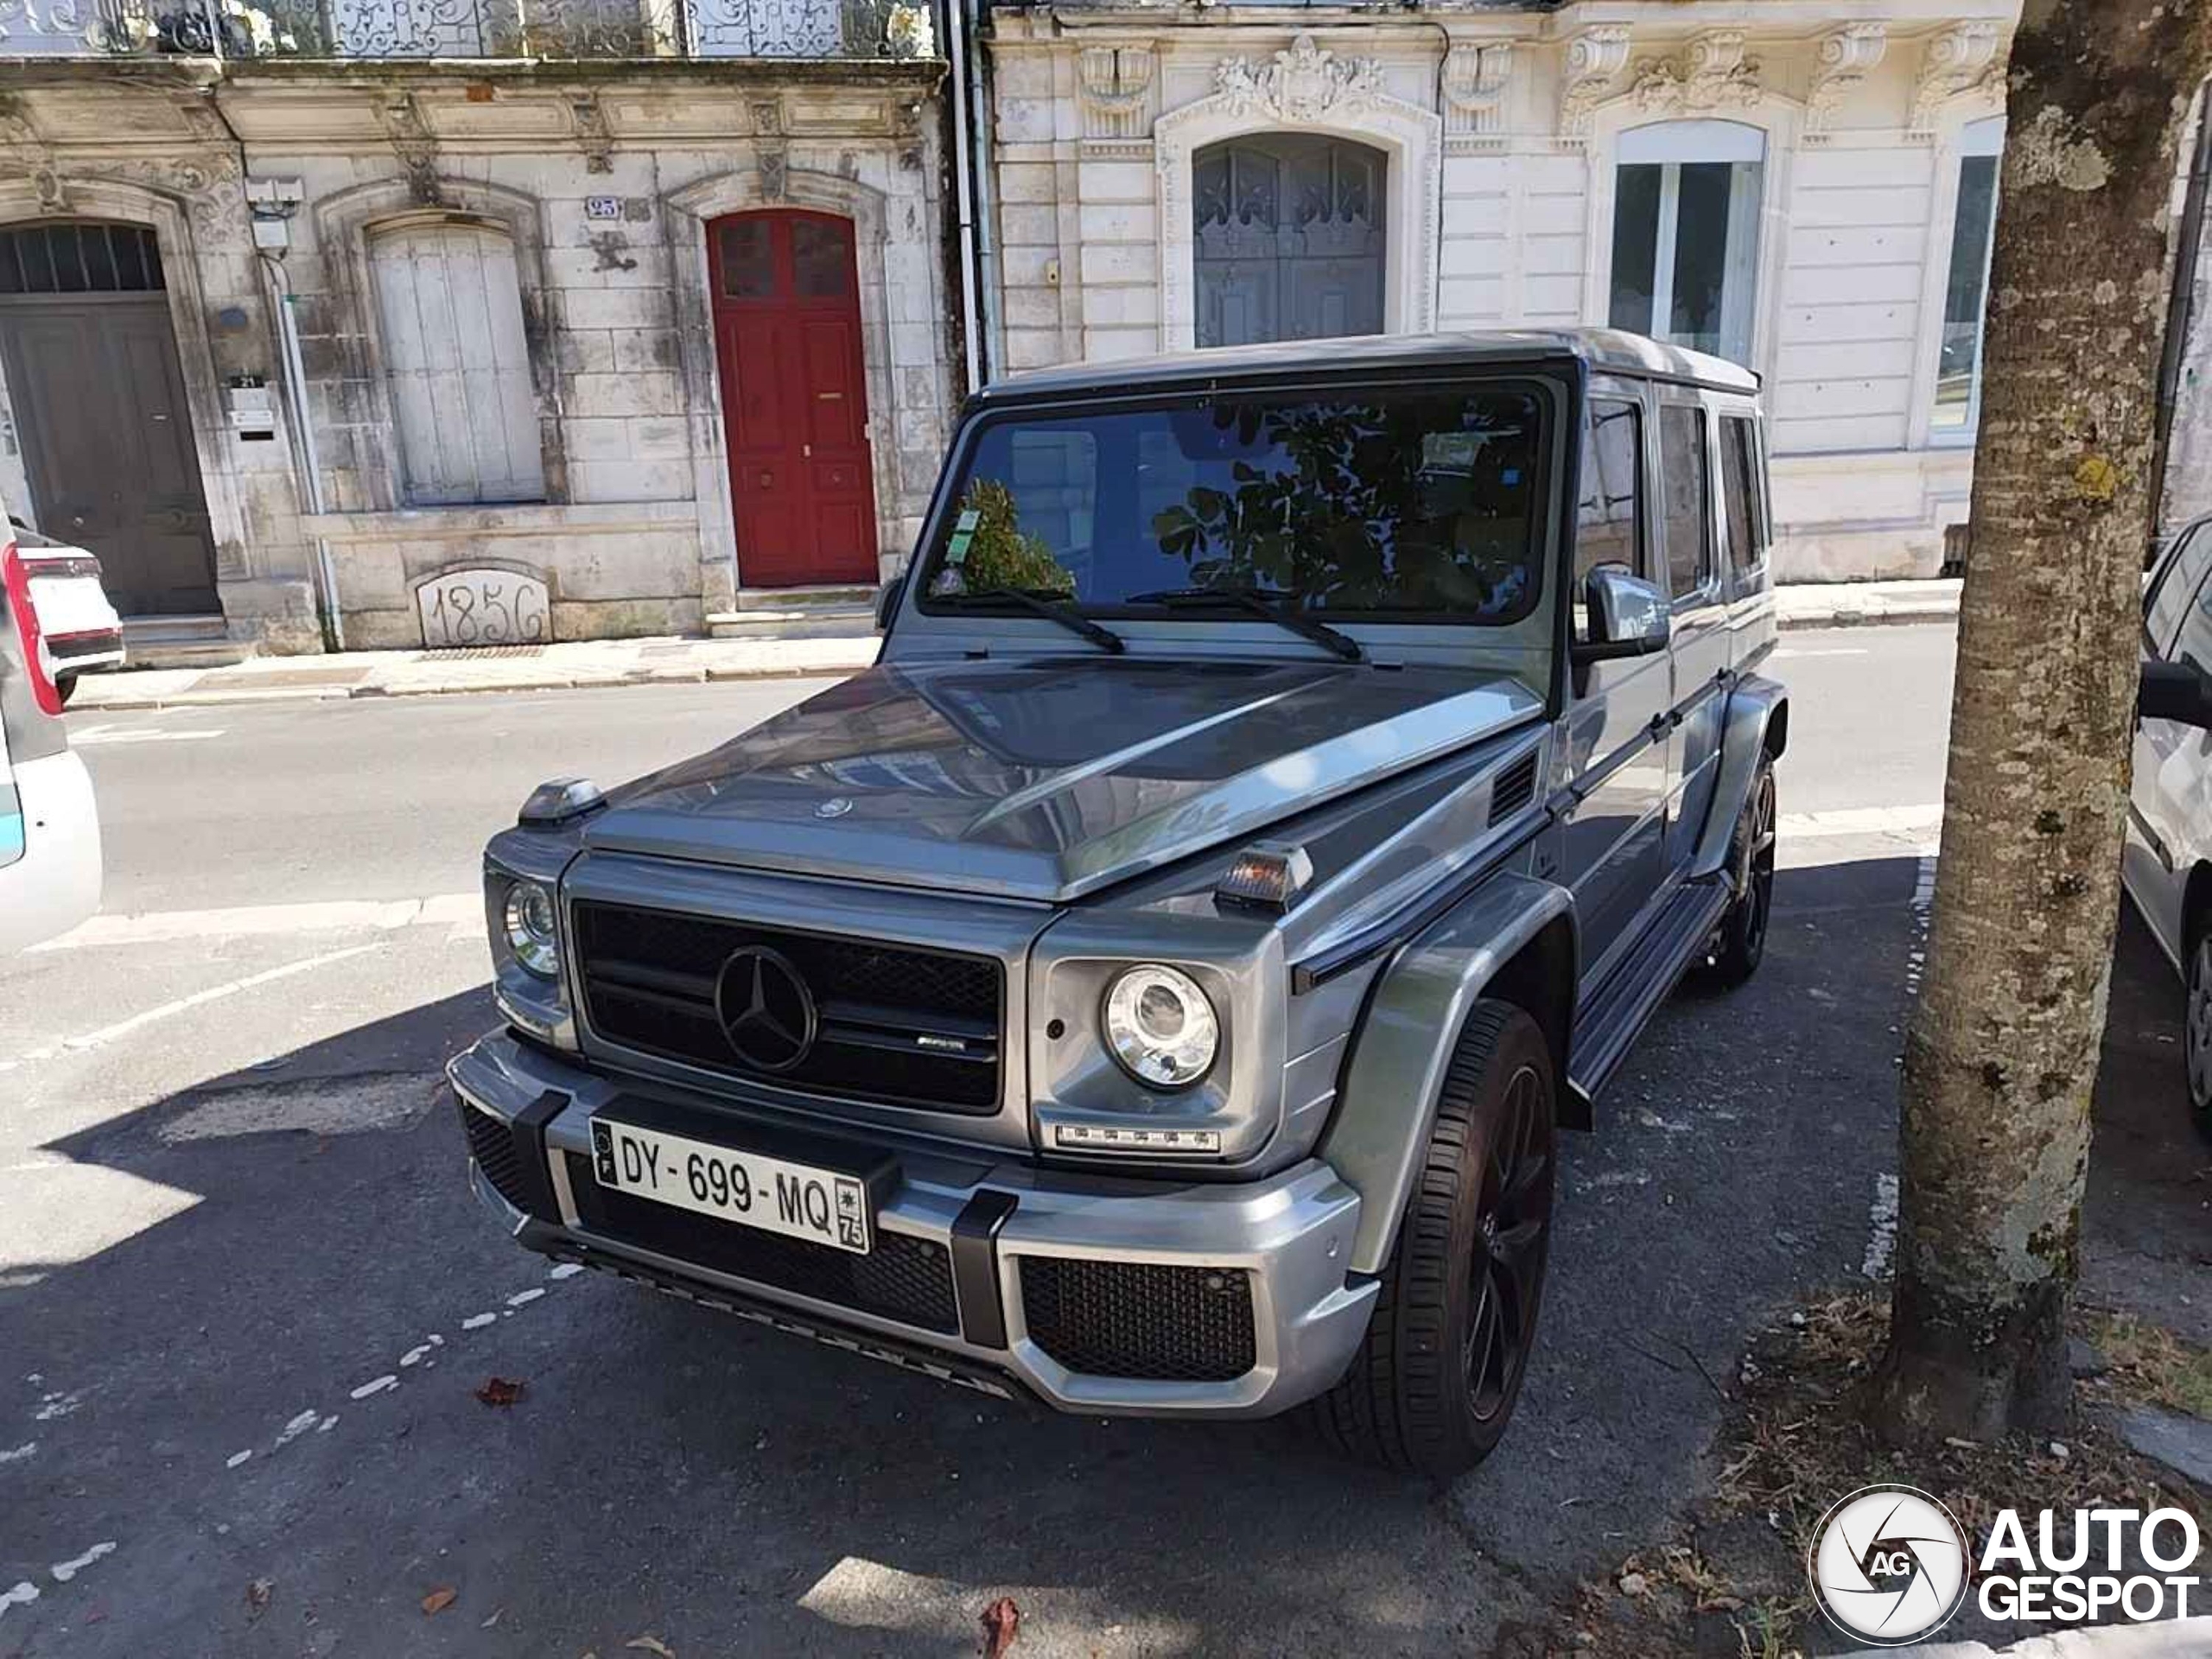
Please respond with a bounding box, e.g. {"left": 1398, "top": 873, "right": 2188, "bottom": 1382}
{"left": 1194, "top": 136, "right": 1385, "bottom": 349}
{"left": 1561, "top": 387, "right": 1672, "bottom": 983}
{"left": 0, "top": 295, "right": 218, "bottom": 616}
{"left": 709, "top": 211, "right": 878, "bottom": 588}
{"left": 1656, "top": 400, "right": 1731, "bottom": 870}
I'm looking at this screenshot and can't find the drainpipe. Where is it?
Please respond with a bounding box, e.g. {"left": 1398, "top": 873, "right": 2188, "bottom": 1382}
{"left": 2153, "top": 86, "right": 2212, "bottom": 551}
{"left": 944, "top": 0, "right": 1001, "bottom": 387}
{"left": 258, "top": 250, "right": 345, "bottom": 652}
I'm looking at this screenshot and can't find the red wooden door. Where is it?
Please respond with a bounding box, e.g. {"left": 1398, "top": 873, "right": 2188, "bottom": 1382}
{"left": 708, "top": 212, "right": 879, "bottom": 588}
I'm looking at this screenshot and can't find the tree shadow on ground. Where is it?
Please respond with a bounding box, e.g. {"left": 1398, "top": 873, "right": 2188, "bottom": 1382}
{"left": 2, "top": 854, "right": 1934, "bottom": 1658}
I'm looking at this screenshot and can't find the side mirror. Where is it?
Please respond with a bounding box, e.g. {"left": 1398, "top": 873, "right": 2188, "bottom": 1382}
{"left": 2141, "top": 658, "right": 2212, "bottom": 728}
{"left": 874, "top": 572, "right": 907, "bottom": 633}
{"left": 1572, "top": 565, "right": 1671, "bottom": 664}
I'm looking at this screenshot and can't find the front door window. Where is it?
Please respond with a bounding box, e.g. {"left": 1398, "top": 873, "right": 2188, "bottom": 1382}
{"left": 1609, "top": 121, "right": 1765, "bottom": 365}
{"left": 1193, "top": 135, "right": 1386, "bottom": 348}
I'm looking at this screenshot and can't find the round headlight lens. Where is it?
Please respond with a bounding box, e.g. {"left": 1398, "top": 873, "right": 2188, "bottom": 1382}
{"left": 503, "top": 881, "right": 560, "bottom": 979}
{"left": 1103, "top": 964, "right": 1218, "bottom": 1088}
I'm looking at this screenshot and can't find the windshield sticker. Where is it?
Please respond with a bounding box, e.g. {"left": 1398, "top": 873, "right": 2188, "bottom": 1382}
{"left": 944, "top": 509, "right": 981, "bottom": 566}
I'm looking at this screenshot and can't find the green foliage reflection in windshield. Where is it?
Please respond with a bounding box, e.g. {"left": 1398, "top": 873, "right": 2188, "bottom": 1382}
{"left": 936, "top": 480, "right": 1076, "bottom": 596}
{"left": 1148, "top": 400, "right": 1531, "bottom": 616}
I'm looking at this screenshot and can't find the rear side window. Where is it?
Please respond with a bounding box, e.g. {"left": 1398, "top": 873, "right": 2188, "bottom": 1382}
{"left": 1658, "top": 404, "right": 1711, "bottom": 601}
{"left": 1718, "top": 415, "right": 1766, "bottom": 575}
{"left": 1573, "top": 398, "right": 1642, "bottom": 642}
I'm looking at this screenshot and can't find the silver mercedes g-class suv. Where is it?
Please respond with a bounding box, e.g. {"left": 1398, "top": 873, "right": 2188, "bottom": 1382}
{"left": 448, "top": 328, "right": 1787, "bottom": 1476}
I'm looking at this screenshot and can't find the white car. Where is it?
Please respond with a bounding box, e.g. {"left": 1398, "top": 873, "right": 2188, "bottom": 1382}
{"left": 0, "top": 500, "right": 102, "bottom": 952}
{"left": 2124, "top": 513, "right": 2212, "bottom": 1138}
{"left": 10, "top": 519, "right": 124, "bottom": 706}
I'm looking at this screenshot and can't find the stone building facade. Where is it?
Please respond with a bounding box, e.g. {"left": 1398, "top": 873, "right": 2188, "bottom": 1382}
{"left": 0, "top": 16, "right": 957, "bottom": 652}
{"left": 981, "top": 1, "right": 2019, "bottom": 582}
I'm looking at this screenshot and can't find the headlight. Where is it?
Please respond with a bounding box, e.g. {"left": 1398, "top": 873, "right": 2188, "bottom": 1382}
{"left": 1102, "top": 964, "right": 1218, "bottom": 1089}
{"left": 502, "top": 880, "right": 560, "bottom": 979}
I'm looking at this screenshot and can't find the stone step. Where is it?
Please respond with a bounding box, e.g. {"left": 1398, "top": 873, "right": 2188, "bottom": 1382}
{"left": 706, "top": 603, "right": 878, "bottom": 642}
{"left": 122, "top": 614, "right": 255, "bottom": 671}
{"left": 733, "top": 585, "right": 880, "bottom": 611}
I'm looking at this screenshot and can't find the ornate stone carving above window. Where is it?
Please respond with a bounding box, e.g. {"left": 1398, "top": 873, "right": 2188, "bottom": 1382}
{"left": 1441, "top": 41, "right": 1514, "bottom": 152}
{"left": 1806, "top": 22, "right": 1887, "bottom": 143}
{"left": 1213, "top": 34, "right": 1384, "bottom": 125}
{"left": 1558, "top": 26, "right": 1630, "bottom": 143}
{"left": 1627, "top": 31, "right": 1761, "bottom": 117}
{"left": 1078, "top": 44, "right": 1154, "bottom": 146}
{"left": 1909, "top": 22, "right": 2005, "bottom": 143}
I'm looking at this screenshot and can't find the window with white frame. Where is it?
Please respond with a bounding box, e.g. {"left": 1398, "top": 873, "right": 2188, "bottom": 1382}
{"left": 1932, "top": 117, "right": 2004, "bottom": 436}
{"left": 368, "top": 221, "right": 544, "bottom": 506}
{"left": 1608, "top": 121, "right": 1765, "bottom": 366}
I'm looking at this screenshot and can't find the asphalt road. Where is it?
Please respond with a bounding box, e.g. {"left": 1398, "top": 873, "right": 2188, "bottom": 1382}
{"left": 0, "top": 624, "right": 2171, "bottom": 1658}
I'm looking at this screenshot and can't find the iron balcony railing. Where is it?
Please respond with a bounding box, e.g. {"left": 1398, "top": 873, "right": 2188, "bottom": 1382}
{"left": 0, "top": 0, "right": 931, "bottom": 59}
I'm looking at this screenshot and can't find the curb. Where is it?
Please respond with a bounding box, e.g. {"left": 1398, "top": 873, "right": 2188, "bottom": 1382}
{"left": 72, "top": 656, "right": 876, "bottom": 713}
{"left": 69, "top": 603, "right": 1958, "bottom": 713}
{"left": 1843, "top": 1616, "right": 2212, "bottom": 1656}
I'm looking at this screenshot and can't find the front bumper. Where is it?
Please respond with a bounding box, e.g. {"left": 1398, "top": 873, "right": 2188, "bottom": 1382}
{"left": 447, "top": 1029, "right": 1376, "bottom": 1418}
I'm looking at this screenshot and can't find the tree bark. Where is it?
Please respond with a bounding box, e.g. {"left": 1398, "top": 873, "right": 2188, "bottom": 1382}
{"left": 1876, "top": 0, "right": 2212, "bottom": 1443}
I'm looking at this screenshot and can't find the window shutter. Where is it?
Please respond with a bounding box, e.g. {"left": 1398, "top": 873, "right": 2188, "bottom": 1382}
{"left": 370, "top": 224, "right": 544, "bottom": 506}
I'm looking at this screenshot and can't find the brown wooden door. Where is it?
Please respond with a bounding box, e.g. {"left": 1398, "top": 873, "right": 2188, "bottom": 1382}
{"left": 0, "top": 293, "right": 219, "bottom": 616}
{"left": 708, "top": 211, "right": 878, "bottom": 588}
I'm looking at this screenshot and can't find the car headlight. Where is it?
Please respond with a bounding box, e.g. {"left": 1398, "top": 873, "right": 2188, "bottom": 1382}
{"left": 1102, "top": 964, "right": 1218, "bottom": 1089}
{"left": 502, "top": 880, "right": 560, "bottom": 979}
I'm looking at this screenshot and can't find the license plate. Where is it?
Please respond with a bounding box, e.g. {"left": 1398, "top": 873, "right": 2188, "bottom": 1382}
{"left": 589, "top": 1118, "right": 874, "bottom": 1255}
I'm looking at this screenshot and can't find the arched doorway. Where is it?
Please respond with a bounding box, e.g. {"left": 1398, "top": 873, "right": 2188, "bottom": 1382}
{"left": 0, "top": 220, "right": 218, "bottom": 615}
{"left": 706, "top": 209, "right": 879, "bottom": 588}
{"left": 1192, "top": 135, "right": 1386, "bottom": 349}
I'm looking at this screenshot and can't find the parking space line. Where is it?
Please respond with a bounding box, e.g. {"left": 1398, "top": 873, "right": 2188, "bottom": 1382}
{"left": 31, "top": 893, "right": 478, "bottom": 952}
{"left": 0, "top": 944, "right": 381, "bottom": 1069}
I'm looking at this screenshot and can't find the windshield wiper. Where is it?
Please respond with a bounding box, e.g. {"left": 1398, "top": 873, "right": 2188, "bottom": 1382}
{"left": 934, "top": 586, "right": 1125, "bottom": 654}
{"left": 1124, "top": 585, "right": 1364, "bottom": 664}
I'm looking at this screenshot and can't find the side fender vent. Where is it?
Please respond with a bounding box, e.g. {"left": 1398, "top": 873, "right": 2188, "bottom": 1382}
{"left": 1488, "top": 750, "right": 1539, "bottom": 827}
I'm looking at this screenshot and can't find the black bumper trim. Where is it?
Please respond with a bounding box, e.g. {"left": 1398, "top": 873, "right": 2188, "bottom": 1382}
{"left": 950, "top": 1189, "right": 1018, "bottom": 1349}
{"left": 543, "top": 1239, "right": 1032, "bottom": 1404}
{"left": 511, "top": 1088, "right": 569, "bottom": 1223}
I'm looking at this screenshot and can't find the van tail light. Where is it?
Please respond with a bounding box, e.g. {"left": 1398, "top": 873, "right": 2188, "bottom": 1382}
{"left": 1, "top": 541, "right": 61, "bottom": 717}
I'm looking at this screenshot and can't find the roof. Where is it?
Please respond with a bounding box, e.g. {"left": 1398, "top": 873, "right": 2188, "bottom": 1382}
{"left": 970, "top": 327, "right": 1761, "bottom": 405}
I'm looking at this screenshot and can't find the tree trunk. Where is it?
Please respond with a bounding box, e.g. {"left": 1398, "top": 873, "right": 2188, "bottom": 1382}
{"left": 1876, "top": 0, "right": 2212, "bottom": 1443}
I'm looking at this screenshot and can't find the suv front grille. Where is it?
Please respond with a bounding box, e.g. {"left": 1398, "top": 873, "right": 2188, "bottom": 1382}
{"left": 572, "top": 903, "right": 1003, "bottom": 1114}
{"left": 1018, "top": 1257, "right": 1256, "bottom": 1382}
{"left": 564, "top": 1153, "right": 958, "bottom": 1333}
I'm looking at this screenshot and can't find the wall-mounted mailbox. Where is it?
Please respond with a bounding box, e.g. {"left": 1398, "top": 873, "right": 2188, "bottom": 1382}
{"left": 226, "top": 378, "right": 277, "bottom": 443}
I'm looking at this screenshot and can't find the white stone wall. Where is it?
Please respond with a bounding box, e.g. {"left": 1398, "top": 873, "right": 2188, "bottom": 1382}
{"left": 0, "top": 62, "right": 957, "bottom": 652}
{"left": 984, "top": 2, "right": 2020, "bottom": 582}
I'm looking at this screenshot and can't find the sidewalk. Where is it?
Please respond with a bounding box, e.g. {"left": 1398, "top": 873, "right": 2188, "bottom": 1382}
{"left": 1846, "top": 1618, "right": 2212, "bottom": 1657}
{"left": 72, "top": 578, "right": 1961, "bottom": 712}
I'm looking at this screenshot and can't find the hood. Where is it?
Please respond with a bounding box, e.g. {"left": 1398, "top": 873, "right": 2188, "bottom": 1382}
{"left": 583, "top": 656, "right": 1543, "bottom": 902}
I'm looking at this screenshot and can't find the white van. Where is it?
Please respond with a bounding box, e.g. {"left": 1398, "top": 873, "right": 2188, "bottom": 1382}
{"left": 0, "top": 490, "right": 100, "bottom": 952}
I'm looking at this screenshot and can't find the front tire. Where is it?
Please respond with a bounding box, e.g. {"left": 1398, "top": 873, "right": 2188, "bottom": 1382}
{"left": 55, "top": 674, "right": 77, "bottom": 709}
{"left": 1307, "top": 1001, "right": 1557, "bottom": 1478}
{"left": 1703, "top": 756, "right": 1777, "bottom": 987}
{"left": 2184, "top": 928, "right": 2212, "bottom": 1142}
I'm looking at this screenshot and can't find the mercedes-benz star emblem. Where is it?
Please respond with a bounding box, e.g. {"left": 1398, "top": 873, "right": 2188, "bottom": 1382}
{"left": 714, "top": 945, "right": 818, "bottom": 1073}
{"left": 815, "top": 796, "right": 855, "bottom": 819}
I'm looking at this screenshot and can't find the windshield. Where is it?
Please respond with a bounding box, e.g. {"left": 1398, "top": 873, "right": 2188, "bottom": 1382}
{"left": 917, "top": 385, "right": 1547, "bottom": 622}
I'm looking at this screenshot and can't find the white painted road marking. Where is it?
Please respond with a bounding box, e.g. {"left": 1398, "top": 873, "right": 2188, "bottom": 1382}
{"left": 70, "top": 724, "right": 225, "bottom": 747}
{"left": 1780, "top": 804, "right": 1942, "bottom": 841}
{"left": 33, "top": 893, "right": 477, "bottom": 952}
{"left": 1, "top": 944, "right": 381, "bottom": 1068}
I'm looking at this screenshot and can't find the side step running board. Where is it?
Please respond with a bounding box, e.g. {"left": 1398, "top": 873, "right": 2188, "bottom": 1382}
{"left": 1567, "top": 877, "right": 1732, "bottom": 1108}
